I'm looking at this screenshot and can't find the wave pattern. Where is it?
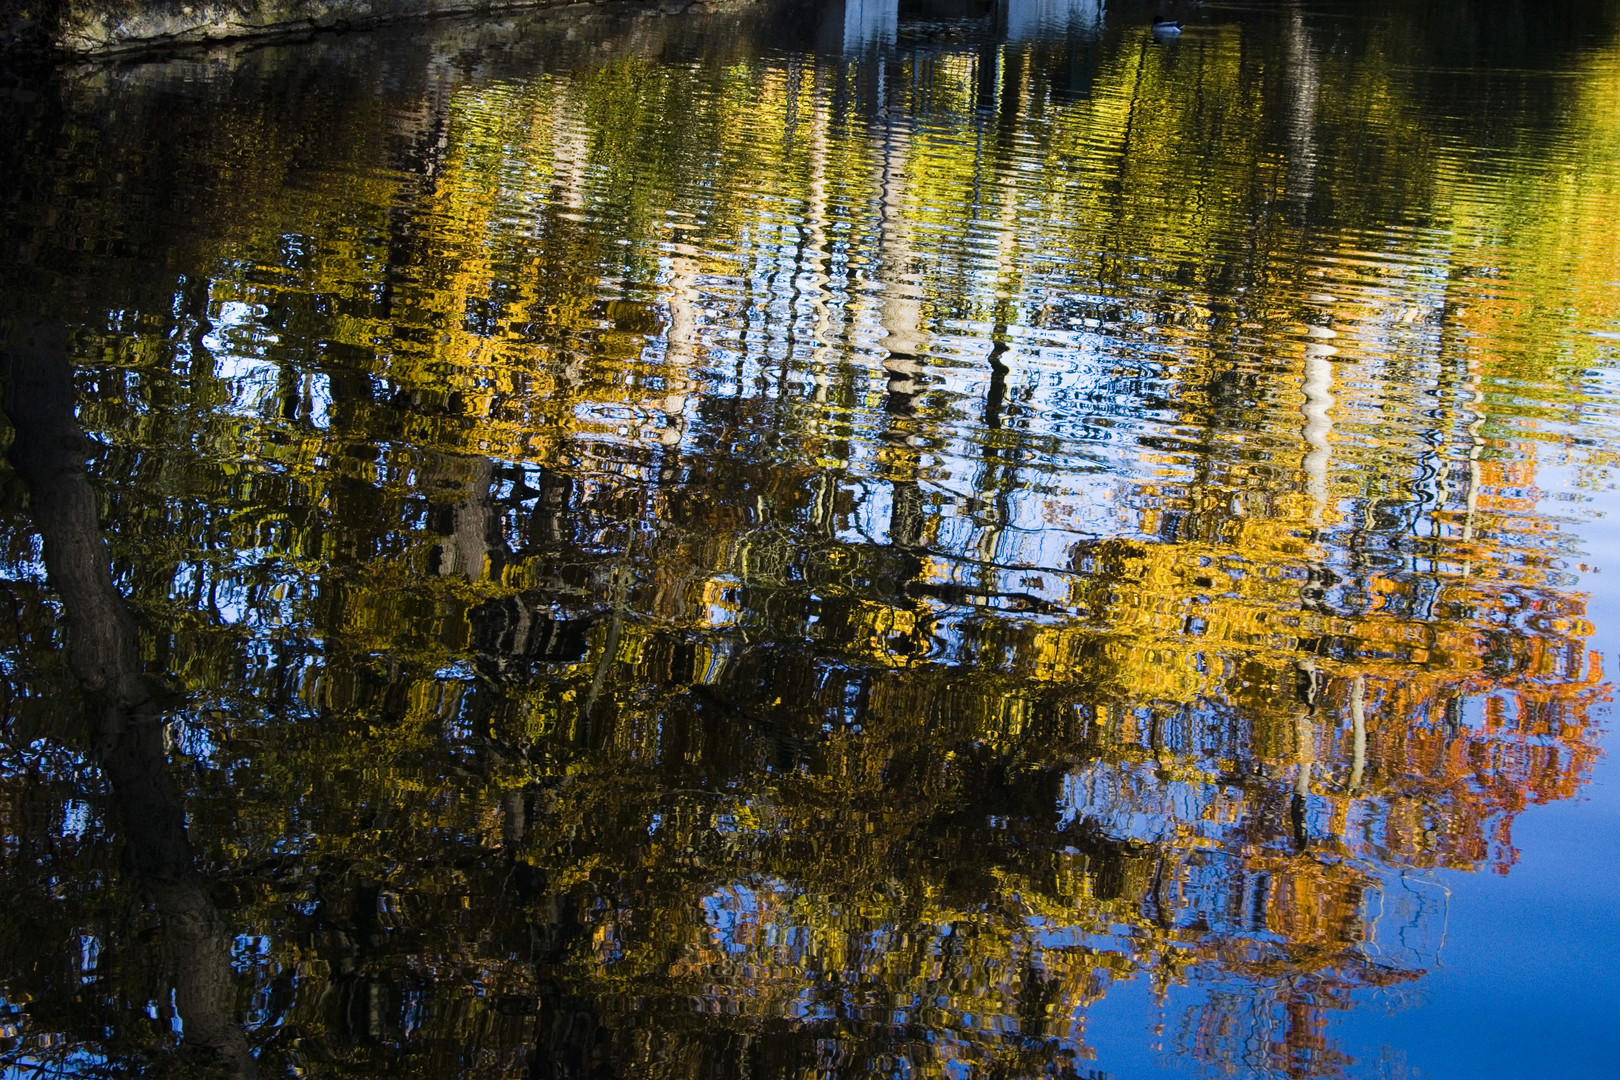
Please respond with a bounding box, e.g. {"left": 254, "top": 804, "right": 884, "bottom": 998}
{"left": 2, "top": 0, "right": 1619, "bottom": 1077}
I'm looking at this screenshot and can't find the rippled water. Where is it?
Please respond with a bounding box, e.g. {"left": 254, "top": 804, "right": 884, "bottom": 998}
{"left": 2, "top": 0, "right": 1619, "bottom": 1076}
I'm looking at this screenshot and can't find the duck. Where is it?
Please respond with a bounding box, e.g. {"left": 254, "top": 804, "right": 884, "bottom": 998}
{"left": 1151, "top": 15, "right": 1183, "bottom": 33}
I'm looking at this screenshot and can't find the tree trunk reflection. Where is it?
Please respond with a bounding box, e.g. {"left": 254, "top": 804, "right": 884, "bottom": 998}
{"left": 2, "top": 322, "right": 258, "bottom": 1079}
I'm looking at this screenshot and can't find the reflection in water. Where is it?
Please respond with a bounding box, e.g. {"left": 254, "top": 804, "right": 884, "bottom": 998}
{"left": 1004, "top": 0, "right": 1103, "bottom": 43}
{"left": 826, "top": 0, "right": 898, "bottom": 53}
{"left": 1, "top": 0, "right": 1618, "bottom": 1076}
{"left": 1, "top": 325, "right": 258, "bottom": 1078}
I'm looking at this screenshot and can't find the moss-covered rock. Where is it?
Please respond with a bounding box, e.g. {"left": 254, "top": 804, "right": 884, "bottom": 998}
{"left": 3, "top": 0, "right": 744, "bottom": 54}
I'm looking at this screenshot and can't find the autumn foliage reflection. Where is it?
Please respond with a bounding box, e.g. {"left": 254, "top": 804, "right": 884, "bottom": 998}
{"left": 0, "top": 0, "right": 1617, "bottom": 1077}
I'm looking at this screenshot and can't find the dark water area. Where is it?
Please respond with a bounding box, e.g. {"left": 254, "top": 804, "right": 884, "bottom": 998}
{"left": 2, "top": 0, "right": 1619, "bottom": 1076}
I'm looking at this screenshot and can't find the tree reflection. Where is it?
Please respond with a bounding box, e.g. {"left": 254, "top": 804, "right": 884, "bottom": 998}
{"left": 2, "top": 323, "right": 256, "bottom": 1077}
{"left": 0, "top": 0, "right": 1615, "bottom": 1077}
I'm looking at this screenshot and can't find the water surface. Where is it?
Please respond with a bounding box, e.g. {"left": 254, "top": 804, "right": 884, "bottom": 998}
{"left": 2, "top": 0, "right": 1619, "bottom": 1076}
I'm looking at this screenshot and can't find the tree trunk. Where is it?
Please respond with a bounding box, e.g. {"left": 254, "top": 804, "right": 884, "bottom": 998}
{"left": 2, "top": 320, "right": 258, "bottom": 1079}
